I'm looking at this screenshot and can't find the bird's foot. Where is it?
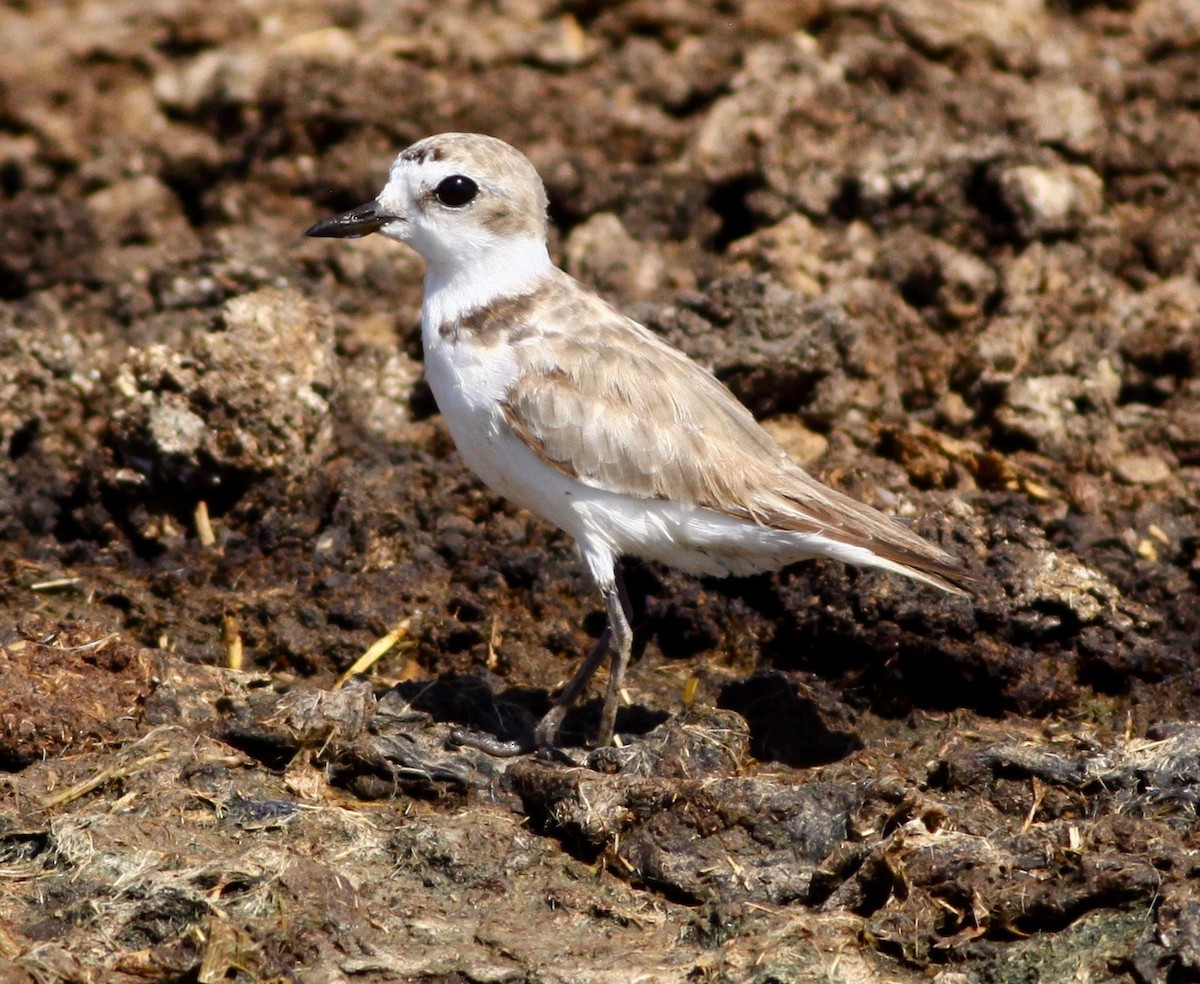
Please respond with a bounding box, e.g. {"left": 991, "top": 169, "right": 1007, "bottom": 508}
{"left": 447, "top": 702, "right": 596, "bottom": 763}
{"left": 446, "top": 727, "right": 531, "bottom": 757}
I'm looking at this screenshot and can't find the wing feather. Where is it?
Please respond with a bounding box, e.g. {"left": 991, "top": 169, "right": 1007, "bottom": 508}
{"left": 499, "top": 270, "right": 974, "bottom": 591}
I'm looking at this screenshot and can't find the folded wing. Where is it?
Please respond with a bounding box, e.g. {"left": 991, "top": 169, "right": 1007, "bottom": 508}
{"left": 501, "top": 271, "right": 974, "bottom": 593}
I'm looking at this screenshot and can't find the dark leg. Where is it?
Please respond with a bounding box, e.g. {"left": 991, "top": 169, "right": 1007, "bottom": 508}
{"left": 531, "top": 624, "right": 611, "bottom": 749}
{"left": 451, "top": 563, "right": 632, "bottom": 756}
{"left": 536, "top": 567, "right": 631, "bottom": 749}
{"left": 594, "top": 571, "right": 633, "bottom": 748}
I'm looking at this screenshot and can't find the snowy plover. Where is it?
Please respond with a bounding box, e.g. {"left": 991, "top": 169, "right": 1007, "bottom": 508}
{"left": 307, "top": 133, "right": 974, "bottom": 753}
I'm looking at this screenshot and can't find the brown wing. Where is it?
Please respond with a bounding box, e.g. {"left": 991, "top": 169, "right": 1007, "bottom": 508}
{"left": 500, "top": 271, "right": 975, "bottom": 592}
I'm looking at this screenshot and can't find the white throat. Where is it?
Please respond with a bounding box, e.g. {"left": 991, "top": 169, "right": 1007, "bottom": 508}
{"left": 421, "top": 235, "right": 552, "bottom": 330}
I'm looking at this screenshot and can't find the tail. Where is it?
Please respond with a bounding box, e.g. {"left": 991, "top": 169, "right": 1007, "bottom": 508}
{"left": 763, "top": 466, "right": 979, "bottom": 596}
{"left": 830, "top": 537, "right": 979, "bottom": 596}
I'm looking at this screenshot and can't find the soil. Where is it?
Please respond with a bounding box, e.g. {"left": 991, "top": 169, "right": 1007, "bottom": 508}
{"left": 2, "top": 1, "right": 1199, "bottom": 981}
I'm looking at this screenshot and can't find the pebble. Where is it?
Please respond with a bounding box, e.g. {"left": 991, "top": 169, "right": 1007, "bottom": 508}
{"left": 564, "top": 212, "right": 666, "bottom": 298}
{"left": 1113, "top": 453, "right": 1173, "bottom": 486}
{"left": 999, "top": 164, "right": 1104, "bottom": 239}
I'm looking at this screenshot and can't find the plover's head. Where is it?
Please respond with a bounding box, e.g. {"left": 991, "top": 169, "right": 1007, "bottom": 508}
{"left": 306, "top": 133, "right": 550, "bottom": 275}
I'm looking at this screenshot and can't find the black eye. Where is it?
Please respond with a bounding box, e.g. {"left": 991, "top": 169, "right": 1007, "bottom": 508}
{"left": 434, "top": 175, "right": 478, "bottom": 208}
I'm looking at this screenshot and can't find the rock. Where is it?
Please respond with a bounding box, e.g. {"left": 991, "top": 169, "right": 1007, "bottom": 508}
{"left": 275, "top": 27, "right": 359, "bottom": 63}
{"left": 880, "top": 0, "right": 1047, "bottom": 59}
{"left": 110, "top": 287, "right": 336, "bottom": 494}
{"left": 1014, "top": 550, "right": 1120, "bottom": 627}
{"left": 86, "top": 175, "right": 200, "bottom": 256}
{"left": 871, "top": 231, "right": 998, "bottom": 327}
{"left": 153, "top": 49, "right": 268, "bottom": 115}
{"left": 1165, "top": 406, "right": 1200, "bottom": 467}
{"left": 994, "top": 367, "right": 1120, "bottom": 457}
{"left": 689, "top": 35, "right": 841, "bottom": 185}
{"left": 0, "top": 133, "right": 45, "bottom": 193}
{"left": 1119, "top": 277, "right": 1200, "bottom": 386}
{"left": 1134, "top": 0, "right": 1200, "bottom": 54}
{"left": 145, "top": 399, "right": 208, "bottom": 459}
{"left": 345, "top": 348, "right": 425, "bottom": 439}
{"left": 760, "top": 415, "right": 829, "bottom": 465}
{"left": 563, "top": 212, "right": 666, "bottom": 298}
{"left": 646, "top": 275, "right": 881, "bottom": 423}
{"left": 622, "top": 34, "right": 742, "bottom": 114}
{"left": 1113, "top": 453, "right": 1173, "bottom": 486}
{"left": 0, "top": 194, "right": 99, "bottom": 297}
{"left": 0, "top": 301, "right": 99, "bottom": 536}
{"left": 998, "top": 163, "right": 1104, "bottom": 239}
{"left": 728, "top": 212, "right": 829, "bottom": 298}
{"left": 972, "top": 315, "right": 1038, "bottom": 385}
{"left": 529, "top": 14, "right": 596, "bottom": 69}
{"left": 511, "top": 712, "right": 856, "bottom": 904}
{"left": 1024, "top": 82, "right": 1104, "bottom": 155}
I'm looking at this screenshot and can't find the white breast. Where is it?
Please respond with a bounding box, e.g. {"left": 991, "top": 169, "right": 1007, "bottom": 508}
{"left": 420, "top": 322, "right": 581, "bottom": 523}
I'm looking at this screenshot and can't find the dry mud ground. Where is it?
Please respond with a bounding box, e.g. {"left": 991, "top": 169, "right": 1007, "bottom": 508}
{"left": 2, "top": 1, "right": 1200, "bottom": 981}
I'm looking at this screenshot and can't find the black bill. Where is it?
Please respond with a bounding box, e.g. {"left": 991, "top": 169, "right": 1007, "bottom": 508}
{"left": 305, "top": 201, "right": 398, "bottom": 239}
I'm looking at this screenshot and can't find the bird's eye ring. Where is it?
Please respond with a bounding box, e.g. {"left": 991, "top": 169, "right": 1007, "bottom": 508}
{"left": 434, "top": 175, "right": 478, "bottom": 208}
